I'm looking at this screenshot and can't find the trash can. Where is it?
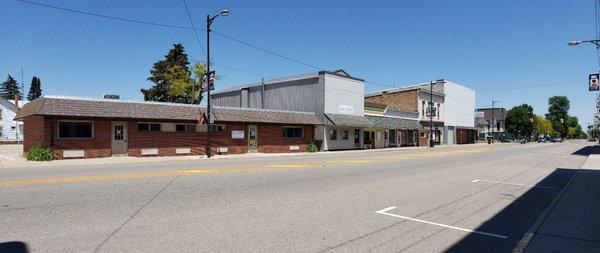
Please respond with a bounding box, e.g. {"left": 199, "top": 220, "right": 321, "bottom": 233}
{"left": 487, "top": 137, "right": 492, "bottom": 144}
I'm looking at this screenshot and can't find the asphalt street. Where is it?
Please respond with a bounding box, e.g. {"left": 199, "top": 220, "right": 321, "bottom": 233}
{"left": 0, "top": 142, "right": 590, "bottom": 252}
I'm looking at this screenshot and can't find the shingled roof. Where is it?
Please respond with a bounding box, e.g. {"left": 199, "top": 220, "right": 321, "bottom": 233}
{"left": 15, "top": 96, "right": 322, "bottom": 125}
{"left": 365, "top": 115, "right": 421, "bottom": 129}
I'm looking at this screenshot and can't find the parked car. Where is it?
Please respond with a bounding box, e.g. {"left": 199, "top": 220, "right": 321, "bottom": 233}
{"left": 537, "top": 136, "right": 547, "bottom": 143}
{"left": 550, "top": 137, "right": 562, "bottom": 143}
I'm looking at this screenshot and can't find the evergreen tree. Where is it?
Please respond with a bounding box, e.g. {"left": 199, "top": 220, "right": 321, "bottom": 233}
{"left": 141, "top": 43, "right": 205, "bottom": 104}
{"left": 0, "top": 75, "right": 22, "bottom": 100}
{"left": 27, "top": 76, "right": 42, "bottom": 100}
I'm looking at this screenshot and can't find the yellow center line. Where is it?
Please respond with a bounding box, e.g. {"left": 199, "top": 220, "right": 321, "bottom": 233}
{"left": 0, "top": 146, "right": 495, "bottom": 187}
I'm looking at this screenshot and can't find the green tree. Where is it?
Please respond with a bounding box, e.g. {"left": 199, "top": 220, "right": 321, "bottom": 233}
{"left": 534, "top": 115, "right": 553, "bottom": 137}
{"left": 0, "top": 75, "right": 22, "bottom": 100}
{"left": 506, "top": 104, "right": 535, "bottom": 140}
{"left": 546, "top": 96, "right": 570, "bottom": 138}
{"left": 141, "top": 43, "right": 205, "bottom": 104}
{"left": 566, "top": 115, "right": 585, "bottom": 139}
{"left": 27, "top": 76, "right": 42, "bottom": 101}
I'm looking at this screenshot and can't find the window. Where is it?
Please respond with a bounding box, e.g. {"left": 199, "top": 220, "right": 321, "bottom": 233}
{"left": 437, "top": 103, "right": 440, "bottom": 119}
{"left": 58, "top": 121, "right": 93, "bottom": 139}
{"left": 283, "top": 126, "right": 303, "bottom": 138}
{"left": 209, "top": 124, "right": 227, "bottom": 133}
{"left": 341, "top": 129, "right": 349, "bottom": 140}
{"left": 176, "top": 124, "right": 197, "bottom": 133}
{"left": 420, "top": 132, "right": 426, "bottom": 138}
{"left": 0, "top": 126, "right": 3, "bottom": 137}
{"left": 329, "top": 129, "right": 337, "bottom": 140}
{"left": 0, "top": 109, "right": 2, "bottom": 120}
{"left": 138, "top": 123, "right": 161, "bottom": 132}
{"left": 496, "top": 122, "right": 501, "bottom": 131}
{"left": 421, "top": 101, "right": 425, "bottom": 116}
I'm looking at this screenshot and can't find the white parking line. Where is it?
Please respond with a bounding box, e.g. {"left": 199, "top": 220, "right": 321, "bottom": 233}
{"left": 471, "top": 179, "right": 559, "bottom": 190}
{"left": 375, "top": 206, "right": 508, "bottom": 239}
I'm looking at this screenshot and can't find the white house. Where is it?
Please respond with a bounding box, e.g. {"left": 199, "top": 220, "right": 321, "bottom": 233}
{"left": 0, "top": 98, "right": 25, "bottom": 142}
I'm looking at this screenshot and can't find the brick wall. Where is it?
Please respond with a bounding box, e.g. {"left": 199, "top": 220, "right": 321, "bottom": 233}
{"left": 365, "top": 89, "right": 419, "bottom": 112}
{"left": 258, "top": 125, "right": 313, "bottom": 153}
{"left": 22, "top": 116, "right": 314, "bottom": 159}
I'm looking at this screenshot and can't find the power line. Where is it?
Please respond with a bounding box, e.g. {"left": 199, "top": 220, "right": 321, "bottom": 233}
{"left": 181, "top": 0, "right": 206, "bottom": 58}
{"left": 475, "top": 80, "right": 583, "bottom": 92}
{"left": 15, "top": 0, "right": 399, "bottom": 89}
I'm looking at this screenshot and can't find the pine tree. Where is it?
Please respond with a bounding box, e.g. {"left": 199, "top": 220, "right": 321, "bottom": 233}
{"left": 0, "top": 75, "right": 22, "bottom": 100}
{"left": 27, "top": 76, "right": 42, "bottom": 101}
{"left": 141, "top": 43, "right": 205, "bottom": 104}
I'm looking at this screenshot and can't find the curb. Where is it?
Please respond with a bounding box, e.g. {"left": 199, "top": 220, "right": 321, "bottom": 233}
{"left": 512, "top": 166, "right": 580, "bottom": 253}
{"left": 0, "top": 143, "right": 490, "bottom": 169}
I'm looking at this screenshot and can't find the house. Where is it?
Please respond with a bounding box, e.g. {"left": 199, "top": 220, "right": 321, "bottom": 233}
{"left": 363, "top": 102, "right": 420, "bottom": 148}
{"left": 211, "top": 69, "right": 372, "bottom": 151}
{"left": 15, "top": 96, "right": 321, "bottom": 159}
{"left": 476, "top": 107, "right": 507, "bottom": 140}
{"left": 475, "top": 112, "right": 489, "bottom": 140}
{"left": 365, "top": 80, "right": 445, "bottom": 146}
{"left": 0, "top": 98, "right": 24, "bottom": 143}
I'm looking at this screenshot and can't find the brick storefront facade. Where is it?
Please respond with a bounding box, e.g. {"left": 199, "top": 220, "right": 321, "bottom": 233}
{"left": 364, "top": 89, "right": 419, "bottom": 112}
{"left": 22, "top": 116, "right": 315, "bottom": 159}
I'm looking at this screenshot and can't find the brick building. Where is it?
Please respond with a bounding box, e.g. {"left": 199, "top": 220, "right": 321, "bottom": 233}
{"left": 16, "top": 96, "right": 320, "bottom": 159}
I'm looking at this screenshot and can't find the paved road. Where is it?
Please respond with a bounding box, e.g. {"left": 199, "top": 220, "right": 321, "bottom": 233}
{"left": 0, "top": 142, "right": 590, "bottom": 252}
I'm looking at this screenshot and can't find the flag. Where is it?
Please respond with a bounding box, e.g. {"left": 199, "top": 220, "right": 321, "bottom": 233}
{"left": 198, "top": 112, "right": 206, "bottom": 125}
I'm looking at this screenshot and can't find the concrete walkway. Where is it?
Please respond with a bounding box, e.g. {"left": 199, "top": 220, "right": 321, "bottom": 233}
{"left": 0, "top": 142, "right": 498, "bottom": 168}
{"left": 523, "top": 147, "right": 600, "bottom": 252}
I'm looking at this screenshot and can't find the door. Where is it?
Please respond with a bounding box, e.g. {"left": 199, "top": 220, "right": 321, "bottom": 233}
{"left": 354, "top": 129, "right": 360, "bottom": 148}
{"left": 111, "top": 122, "right": 128, "bottom": 155}
{"left": 248, "top": 125, "right": 258, "bottom": 152}
{"left": 389, "top": 130, "right": 396, "bottom": 147}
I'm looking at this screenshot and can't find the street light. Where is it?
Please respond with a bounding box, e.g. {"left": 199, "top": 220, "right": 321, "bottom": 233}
{"left": 205, "top": 9, "right": 229, "bottom": 158}
{"left": 568, "top": 39, "right": 600, "bottom": 47}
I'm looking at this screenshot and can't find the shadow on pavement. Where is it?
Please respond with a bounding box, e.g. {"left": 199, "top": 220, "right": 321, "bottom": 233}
{"left": 0, "top": 241, "right": 29, "bottom": 253}
{"left": 444, "top": 168, "right": 576, "bottom": 253}
{"left": 571, "top": 145, "right": 600, "bottom": 156}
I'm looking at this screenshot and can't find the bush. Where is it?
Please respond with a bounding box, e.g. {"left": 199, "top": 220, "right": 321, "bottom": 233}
{"left": 26, "top": 146, "right": 54, "bottom": 161}
{"left": 307, "top": 140, "right": 318, "bottom": 153}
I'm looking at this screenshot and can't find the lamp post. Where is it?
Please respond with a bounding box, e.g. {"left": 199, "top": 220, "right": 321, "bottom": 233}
{"left": 429, "top": 81, "right": 434, "bottom": 147}
{"left": 568, "top": 40, "right": 600, "bottom": 47}
{"left": 205, "top": 9, "right": 229, "bottom": 158}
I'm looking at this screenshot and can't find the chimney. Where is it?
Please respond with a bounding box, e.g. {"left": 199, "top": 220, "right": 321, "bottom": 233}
{"left": 14, "top": 94, "right": 19, "bottom": 108}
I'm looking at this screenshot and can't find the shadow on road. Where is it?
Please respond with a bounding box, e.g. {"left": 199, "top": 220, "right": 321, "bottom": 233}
{"left": 571, "top": 145, "right": 600, "bottom": 156}
{"left": 444, "top": 168, "right": 576, "bottom": 253}
{"left": 0, "top": 241, "right": 29, "bottom": 253}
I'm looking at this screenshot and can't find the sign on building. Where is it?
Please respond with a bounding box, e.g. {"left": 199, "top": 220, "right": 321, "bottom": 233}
{"left": 338, "top": 104, "right": 354, "bottom": 114}
{"left": 475, "top": 111, "right": 484, "bottom": 117}
{"left": 231, "top": 130, "right": 245, "bottom": 139}
{"left": 590, "top": 73, "right": 599, "bottom": 91}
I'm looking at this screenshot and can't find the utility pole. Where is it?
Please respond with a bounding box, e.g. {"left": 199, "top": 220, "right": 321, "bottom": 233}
{"left": 429, "top": 81, "right": 434, "bottom": 147}
{"left": 491, "top": 100, "right": 501, "bottom": 144}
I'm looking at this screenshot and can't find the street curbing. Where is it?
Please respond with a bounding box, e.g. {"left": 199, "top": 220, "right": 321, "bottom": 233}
{"left": 511, "top": 162, "right": 581, "bottom": 253}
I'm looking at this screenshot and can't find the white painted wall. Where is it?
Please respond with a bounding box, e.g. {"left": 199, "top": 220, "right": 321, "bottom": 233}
{"left": 323, "top": 74, "right": 364, "bottom": 116}
{"left": 443, "top": 81, "right": 475, "bottom": 128}
{"left": 0, "top": 104, "right": 22, "bottom": 141}
{"left": 417, "top": 92, "right": 444, "bottom": 122}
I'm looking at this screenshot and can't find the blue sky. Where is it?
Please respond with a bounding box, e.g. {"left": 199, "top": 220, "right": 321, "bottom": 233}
{"left": 0, "top": 0, "right": 597, "bottom": 126}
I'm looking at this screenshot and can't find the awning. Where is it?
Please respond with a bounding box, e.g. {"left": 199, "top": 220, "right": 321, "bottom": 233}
{"left": 325, "top": 113, "right": 373, "bottom": 127}
{"left": 366, "top": 115, "right": 420, "bottom": 129}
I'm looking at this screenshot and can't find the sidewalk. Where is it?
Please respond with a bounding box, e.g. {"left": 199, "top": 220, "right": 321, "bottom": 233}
{"left": 523, "top": 149, "right": 600, "bottom": 252}
{"left": 0, "top": 142, "right": 492, "bottom": 168}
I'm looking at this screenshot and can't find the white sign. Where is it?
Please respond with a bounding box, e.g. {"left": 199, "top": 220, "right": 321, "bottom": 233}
{"left": 338, "top": 104, "right": 354, "bottom": 114}
{"left": 231, "top": 130, "right": 245, "bottom": 139}
{"left": 474, "top": 111, "right": 484, "bottom": 117}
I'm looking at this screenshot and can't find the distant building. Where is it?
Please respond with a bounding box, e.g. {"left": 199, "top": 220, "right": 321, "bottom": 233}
{"left": 476, "top": 108, "right": 507, "bottom": 139}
